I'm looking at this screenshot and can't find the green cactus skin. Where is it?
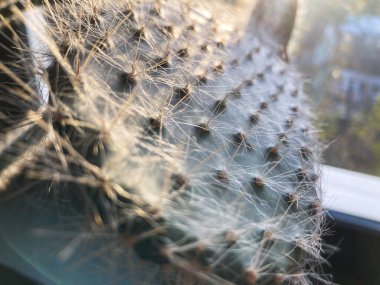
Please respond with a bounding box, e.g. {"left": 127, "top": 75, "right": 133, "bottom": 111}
{"left": 0, "top": 1, "right": 326, "bottom": 284}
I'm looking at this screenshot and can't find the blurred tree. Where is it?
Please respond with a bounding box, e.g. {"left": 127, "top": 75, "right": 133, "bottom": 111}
{"left": 292, "top": 0, "right": 380, "bottom": 175}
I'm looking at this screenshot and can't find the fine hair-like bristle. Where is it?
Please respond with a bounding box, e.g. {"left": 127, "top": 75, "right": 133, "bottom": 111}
{"left": 0, "top": 1, "right": 327, "bottom": 284}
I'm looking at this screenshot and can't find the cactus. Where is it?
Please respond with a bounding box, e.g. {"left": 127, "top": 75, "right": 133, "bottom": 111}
{"left": 0, "top": 0, "right": 325, "bottom": 284}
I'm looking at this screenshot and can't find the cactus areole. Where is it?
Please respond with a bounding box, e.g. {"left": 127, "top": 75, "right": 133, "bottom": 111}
{"left": 0, "top": 1, "right": 325, "bottom": 284}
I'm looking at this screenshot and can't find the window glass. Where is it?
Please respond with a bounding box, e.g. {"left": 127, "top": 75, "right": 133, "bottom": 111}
{"left": 291, "top": 0, "right": 380, "bottom": 176}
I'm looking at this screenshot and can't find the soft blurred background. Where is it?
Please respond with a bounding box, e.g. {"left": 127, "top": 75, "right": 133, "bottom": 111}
{"left": 292, "top": 0, "right": 380, "bottom": 176}
{"left": 290, "top": 1, "right": 380, "bottom": 284}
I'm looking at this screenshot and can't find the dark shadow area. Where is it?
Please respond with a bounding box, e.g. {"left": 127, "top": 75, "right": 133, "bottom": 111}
{"left": 0, "top": 235, "right": 48, "bottom": 285}
{"left": 0, "top": 264, "right": 42, "bottom": 285}
{"left": 323, "top": 211, "right": 380, "bottom": 285}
